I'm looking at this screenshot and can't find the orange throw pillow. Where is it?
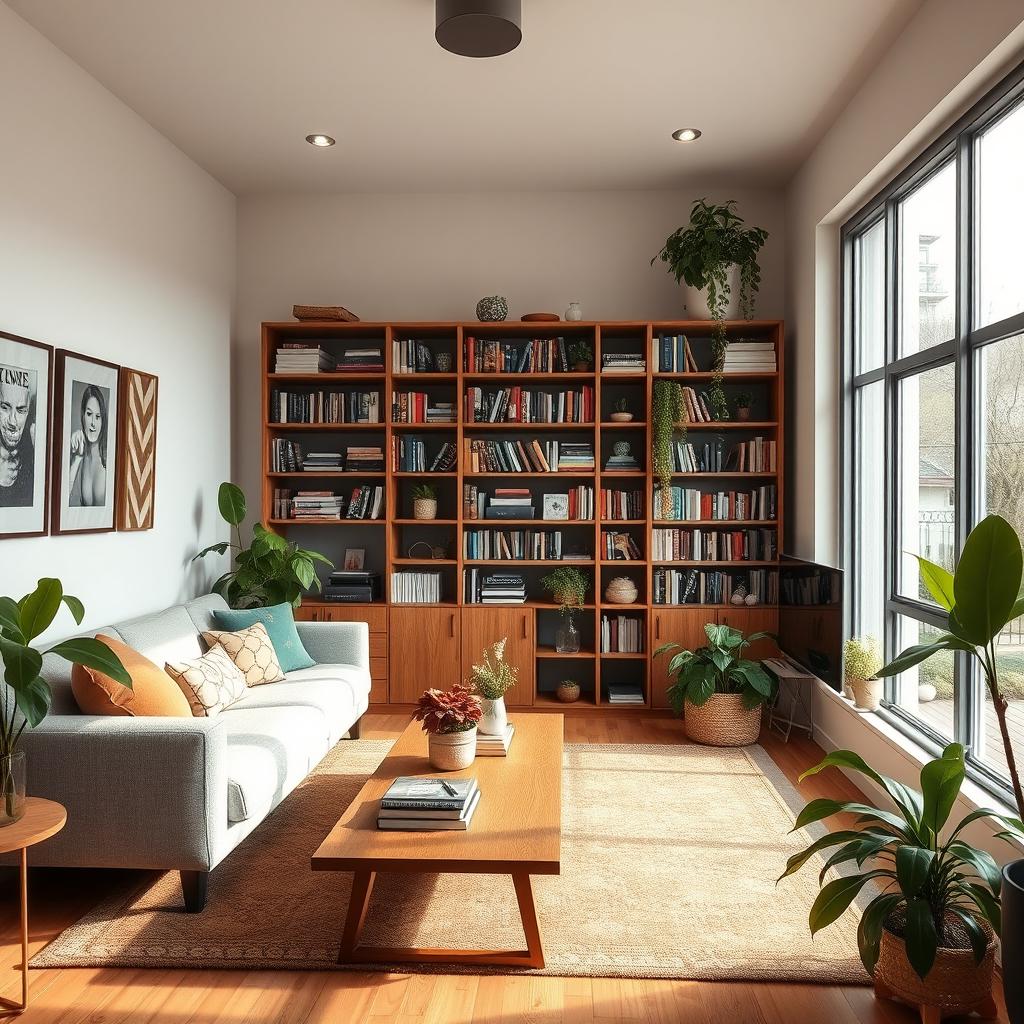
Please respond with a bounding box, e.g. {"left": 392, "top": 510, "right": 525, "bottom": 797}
{"left": 71, "top": 634, "right": 193, "bottom": 718}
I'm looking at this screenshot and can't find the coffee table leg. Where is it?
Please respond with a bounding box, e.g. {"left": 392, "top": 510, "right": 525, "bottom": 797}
{"left": 338, "top": 870, "right": 376, "bottom": 964}
{"left": 19, "top": 846, "right": 27, "bottom": 1009}
{"left": 512, "top": 872, "right": 545, "bottom": 969}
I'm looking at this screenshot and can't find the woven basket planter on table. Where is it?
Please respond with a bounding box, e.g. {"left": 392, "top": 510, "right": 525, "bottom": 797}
{"left": 683, "top": 693, "right": 761, "bottom": 747}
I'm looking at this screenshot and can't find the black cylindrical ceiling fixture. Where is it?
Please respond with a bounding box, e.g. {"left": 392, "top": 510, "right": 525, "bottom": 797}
{"left": 435, "top": 0, "right": 522, "bottom": 58}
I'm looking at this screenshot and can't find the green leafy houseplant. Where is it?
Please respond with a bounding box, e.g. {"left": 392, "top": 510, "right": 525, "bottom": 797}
{"left": 615, "top": 397, "right": 631, "bottom": 414}
{"left": 0, "top": 579, "right": 130, "bottom": 819}
{"left": 469, "top": 637, "right": 518, "bottom": 699}
{"left": 540, "top": 566, "right": 588, "bottom": 611}
{"left": 568, "top": 339, "right": 593, "bottom": 370}
{"left": 193, "top": 482, "right": 332, "bottom": 609}
{"left": 654, "top": 622, "right": 777, "bottom": 712}
{"left": 652, "top": 379, "right": 686, "bottom": 519}
{"left": 780, "top": 744, "right": 1022, "bottom": 981}
{"left": 411, "top": 483, "right": 437, "bottom": 502}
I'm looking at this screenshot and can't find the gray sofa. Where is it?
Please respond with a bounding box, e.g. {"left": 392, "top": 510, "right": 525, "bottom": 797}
{"left": 17, "top": 593, "right": 369, "bottom": 911}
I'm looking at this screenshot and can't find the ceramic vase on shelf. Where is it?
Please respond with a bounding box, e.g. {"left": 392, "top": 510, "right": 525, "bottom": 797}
{"left": 0, "top": 751, "right": 26, "bottom": 826}
{"left": 680, "top": 264, "right": 740, "bottom": 320}
{"left": 555, "top": 613, "right": 581, "bottom": 654}
{"left": 413, "top": 498, "right": 438, "bottom": 520}
{"left": 478, "top": 698, "right": 508, "bottom": 737}
{"left": 428, "top": 727, "right": 478, "bottom": 771}
{"left": 565, "top": 301, "right": 583, "bottom": 321}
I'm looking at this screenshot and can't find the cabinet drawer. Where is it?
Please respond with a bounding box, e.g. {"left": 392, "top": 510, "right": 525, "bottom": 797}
{"left": 316, "top": 605, "right": 388, "bottom": 631}
{"left": 369, "top": 635, "right": 387, "bottom": 660}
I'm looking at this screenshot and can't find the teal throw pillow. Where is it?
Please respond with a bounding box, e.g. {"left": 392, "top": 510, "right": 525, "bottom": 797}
{"left": 212, "top": 603, "right": 315, "bottom": 673}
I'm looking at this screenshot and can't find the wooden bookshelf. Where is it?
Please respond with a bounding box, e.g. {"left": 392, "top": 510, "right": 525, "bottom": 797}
{"left": 261, "top": 319, "right": 784, "bottom": 711}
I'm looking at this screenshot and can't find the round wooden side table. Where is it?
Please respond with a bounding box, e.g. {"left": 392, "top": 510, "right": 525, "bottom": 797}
{"left": 0, "top": 798, "right": 66, "bottom": 1012}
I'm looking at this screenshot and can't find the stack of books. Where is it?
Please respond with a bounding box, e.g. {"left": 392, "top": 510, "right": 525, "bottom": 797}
{"left": 337, "top": 346, "right": 384, "bottom": 372}
{"left": 274, "top": 344, "right": 336, "bottom": 374}
{"left": 606, "top": 682, "right": 645, "bottom": 705}
{"left": 302, "top": 450, "right": 343, "bottom": 472}
{"left": 477, "top": 723, "right": 515, "bottom": 756}
{"left": 601, "top": 352, "right": 646, "bottom": 374}
{"left": 722, "top": 342, "right": 776, "bottom": 372}
{"left": 377, "top": 777, "right": 481, "bottom": 831}
{"left": 391, "top": 391, "right": 457, "bottom": 423}
{"left": 344, "top": 446, "right": 385, "bottom": 472}
{"left": 464, "top": 570, "right": 527, "bottom": 603}
{"left": 557, "top": 443, "right": 595, "bottom": 472}
{"left": 604, "top": 448, "right": 640, "bottom": 471}
{"left": 486, "top": 488, "right": 534, "bottom": 519}
{"left": 291, "top": 491, "right": 345, "bottom": 519}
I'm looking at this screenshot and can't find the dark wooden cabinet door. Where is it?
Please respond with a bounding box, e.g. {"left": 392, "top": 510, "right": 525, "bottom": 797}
{"left": 461, "top": 607, "right": 535, "bottom": 707}
{"left": 650, "top": 608, "right": 716, "bottom": 708}
{"left": 716, "top": 607, "right": 780, "bottom": 662}
{"left": 388, "top": 607, "right": 461, "bottom": 703}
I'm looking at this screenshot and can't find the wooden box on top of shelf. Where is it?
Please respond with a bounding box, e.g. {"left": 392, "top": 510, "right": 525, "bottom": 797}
{"left": 259, "top": 319, "right": 784, "bottom": 711}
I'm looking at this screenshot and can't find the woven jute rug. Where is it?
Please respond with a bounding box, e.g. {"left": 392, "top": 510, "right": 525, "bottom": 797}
{"left": 34, "top": 740, "right": 869, "bottom": 982}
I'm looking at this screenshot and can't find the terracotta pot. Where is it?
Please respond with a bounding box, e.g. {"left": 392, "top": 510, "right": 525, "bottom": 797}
{"left": 557, "top": 681, "right": 581, "bottom": 703}
{"left": 683, "top": 694, "right": 761, "bottom": 747}
{"left": 574, "top": 361, "right": 591, "bottom": 372}
{"left": 737, "top": 407, "right": 751, "bottom": 421}
{"left": 427, "top": 727, "right": 477, "bottom": 771}
{"left": 413, "top": 498, "right": 438, "bottom": 520}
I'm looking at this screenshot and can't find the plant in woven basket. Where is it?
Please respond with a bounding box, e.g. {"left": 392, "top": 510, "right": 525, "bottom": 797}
{"left": 652, "top": 380, "right": 686, "bottom": 519}
{"left": 780, "top": 744, "right": 1023, "bottom": 981}
{"left": 469, "top": 638, "right": 518, "bottom": 699}
{"left": 413, "top": 684, "right": 482, "bottom": 735}
{"left": 655, "top": 622, "right": 777, "bottom": 712}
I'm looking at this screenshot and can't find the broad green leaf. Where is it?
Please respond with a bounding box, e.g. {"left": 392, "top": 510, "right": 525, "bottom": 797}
{"left": 857, "top": 893, "right": 903, "bottom": 975}
{"left": 46, "top": 638, "right": 132, "bottom": 688}
{"left": 193, "top": 541, "right": 230, "bottom": 561}
{"left": 793, "top": 797, "right": 913, "bottom": 839}
{"left": 653, "top": 642, "right": 680, "bottom": 659}
{"left": 0, "top": 638, "right": 43, "bottom": 690}
{"left": 290, "top": 554, "right": 315, "bottom": 590}
{"left": 961, "top": 881, "right": 1001, "bottom": 933}
{"left": 947, "top": 805, "right": 1024, "bottom": 845}
{"left": 948, "top": 842, "right": 1001, "bottom": 894}
{"left": 947, "top": 908, "right": 990, "bottom": 966}
{"left": 305, "top": 549, "right": 333, "bottom": 567}
{"left": 740, "top": 684, "right": 765, "bottom": 709}
{"left": 904, "top": 898, "right": 938, "bottom": 979}
{"left": 920, "top": 744, "right": 965, "bottom": 836}
{"left": 710, "top": 649, "right": 731, "bottom": 673}
{"left": 913, "top": 556, "right": 956, "bottom": 610}
{"left": 14, "top": 676, "right": 51, "bottom": 728}
{"left": 877, "top": 638, "right": 961, "bottom": 678}
{"left": 953, "top": 514, "right": 1023, "bottom": 645}
{"left": 20, "top": 578, "right": 63, "bottom": 641}
{"left": 809, "top": 870, "right": 889, "bottom": 935}
{"left": 61, "top": 594, "right": 85, "bottom": 625}
{"left": 217, "top": 482, "right": 247, "bottom": 526}
{"left": 895, "top": 846, "right": 934, "bottom": 897}
{"left": 778, "top": 830, "right": 869, "bottom": 882}
{"left": 0, "top": 597, "right": 25, "bottom": 642}
{"left": 688, "top": 675, "right": 715, "bottom": 706}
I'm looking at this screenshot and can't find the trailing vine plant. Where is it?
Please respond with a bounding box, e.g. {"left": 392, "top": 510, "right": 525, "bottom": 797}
{"left": 652, "top": 380, "right": 686, "bottom": 519}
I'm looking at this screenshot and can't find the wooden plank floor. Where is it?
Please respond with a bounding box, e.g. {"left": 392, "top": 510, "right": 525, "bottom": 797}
{"left": 0, "top": 712, "right": 1008, "bottom": 1023}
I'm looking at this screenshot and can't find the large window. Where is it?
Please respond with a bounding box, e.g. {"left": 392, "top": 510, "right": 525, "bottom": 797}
{"left": 843, "top": 64, "right": 1024, "bottom": 801}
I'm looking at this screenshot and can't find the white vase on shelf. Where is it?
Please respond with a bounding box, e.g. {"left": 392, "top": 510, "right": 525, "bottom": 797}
{"left": 478, "top": 697, "right": 508, "bottom": 737}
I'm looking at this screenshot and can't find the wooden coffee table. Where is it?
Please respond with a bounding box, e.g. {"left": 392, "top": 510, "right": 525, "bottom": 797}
{"left": 312, "top": 714, "right": 562, "bottom": 968}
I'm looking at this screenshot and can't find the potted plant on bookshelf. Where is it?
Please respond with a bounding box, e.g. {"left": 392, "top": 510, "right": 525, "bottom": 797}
{"left": 568, "top": 339, "right": 593, "bottom": 373}
{"left": 469, "top": 637, "right": 518, "bottom": 736}
{"left": 557, "top": 679, "right": 581, "bottom": 703}
{"left": 781, "top": 744, "right": 1020, "bottom": 1022}
{"left": 193, "top": 482, "right": 333, "bottom": 608}
{"left": 655, "top": 622, "right": 776, "bottom": 746}
{"left": 652, "top": 380, "right": 686, "bottom": 520}
{"left": 0, "top": 578, "right": 130, "bottom": 824}
{"left": 873, "top": 514, "right": 1024, "bottom": 1021}
{"left": 735, "top": 391, "right": 753, "bottom": 422}
{"left": 843, "top": 635, "right": 882, "bottom": 709}
{"left": 414, "top": 684, "right": 482, "bottom": 771}
{"left": 610, "top": 397, "right": 634, "bottom": 423}
{"left": 412, "top": 483, "right": 438, "bottom": 521}
{"left": 541, "top": 566, "right": 588, "bottom": 654}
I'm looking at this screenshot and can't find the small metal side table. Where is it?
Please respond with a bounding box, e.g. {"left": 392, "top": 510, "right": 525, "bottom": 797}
{"left": 764, "top": 657, "right": 816, "bottom": 742}
{"left": 0, "top": 798, "right": 66, "bottom": 1013}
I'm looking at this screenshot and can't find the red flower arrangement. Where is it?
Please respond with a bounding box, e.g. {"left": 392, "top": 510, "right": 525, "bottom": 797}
{"left": 414, "top": 684, "right": 482, "bottom": 735}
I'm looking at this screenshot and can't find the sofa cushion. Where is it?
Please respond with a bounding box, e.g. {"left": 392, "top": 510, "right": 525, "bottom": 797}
{"left": 71, "top": 634, "right": 193, "bottom": 718}
{"left": 221, "top": 706, "right": 330, "bottom": 823}
{"left": 114, "top": 605, "right": 204, "bottom": 668}
{"left": 202, "top": 622, "right": 285, "bottom": 687}
{"left": 212, "top": 603, "right": 315, "bottom": 673}
{"left": 166, "top": 646, "right": 248, "bottom": 717}
{"left": 183, "top": 593, "right": 230, "bottom": 635}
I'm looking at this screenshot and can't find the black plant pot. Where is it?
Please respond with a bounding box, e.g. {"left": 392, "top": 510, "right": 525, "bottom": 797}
{"left": 1005, "top": 858, "right": 1024, "bottom": 1024}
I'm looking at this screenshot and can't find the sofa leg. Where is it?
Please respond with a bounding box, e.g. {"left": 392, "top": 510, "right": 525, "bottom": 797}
{"left": 180, "top": 870, "right": 208, "bottom": 912}
{"left": 348, "top": 715, "right": 363, "bottom": 740}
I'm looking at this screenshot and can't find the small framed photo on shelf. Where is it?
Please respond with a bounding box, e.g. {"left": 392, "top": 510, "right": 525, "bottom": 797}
{"left": 52, "top": 350, "right": 120, "bottom": 535}
{"left": 0, "top": 331, "right": 53, "bottom": 539}
{"left": 542, "top": 493, "right": 569, "bottom": 521}
{"left": 344, "top": 548, "right": 366, "bottom": 571}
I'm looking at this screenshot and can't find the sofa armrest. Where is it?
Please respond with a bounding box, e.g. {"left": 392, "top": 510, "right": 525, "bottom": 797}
{"left": 295, "top": 620, "right": 370, "bottom": 672}
{"left": 16, "top": 715, "right": 227, "bottom": 872}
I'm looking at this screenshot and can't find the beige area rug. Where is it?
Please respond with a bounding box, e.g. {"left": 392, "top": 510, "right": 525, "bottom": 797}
{"left": 34, "top": 740, "right": 869, "bottom": 982}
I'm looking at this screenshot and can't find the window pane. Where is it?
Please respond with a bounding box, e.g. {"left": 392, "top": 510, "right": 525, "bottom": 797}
{"left": 898, "top": 363, "right": 956, "bottom": 601}
{"left": 978, "top": 623, "right": 1024, "bottom": 780}
{"left": 854, "top": 381, "right": 885, "bottom": 639}
{"left": 978, "top": 333, "right": 1024, "bottom": 537}
{"left": 854, "top": 220, "right": 886, "bottom": 372}
{"left": 898, "top": 163, "right": 956, "bottom": 355}
{"left": 975, "top": 99, "right": 1024, "bottom": 327}
{"left": 888, "top": 615, "right": 955, "bottom": 741}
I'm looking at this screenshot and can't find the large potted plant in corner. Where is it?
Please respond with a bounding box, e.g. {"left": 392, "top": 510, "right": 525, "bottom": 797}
{"left": 874, "top": 513, "right": 1024, "bottom": 1021}
{"left": 193, "top": 482, "right": 333, "bottom": 608}
{"left": 414, "top": 684, "right": 482, "bottom": 771}
{"left": 655, "top": 622, "right": 776, "bottom": 746}
{"left": 0, "top": 579, "right": 130, "bottom": 824}
{"left": 540, "top": 566, "right": 588, "bottom": 653}
{"left": 781, "top": 744, "right": 1021, "bottom": 1020}
{"left": 469, "top": 637, "right": 517, "bottom": 737}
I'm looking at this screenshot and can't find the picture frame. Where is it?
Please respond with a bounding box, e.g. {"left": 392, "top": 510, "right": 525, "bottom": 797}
{"left": 0, "top": 331, "right": 53, "bottom": 539}
{"left": 52, "top": 350, "right": 121, "bottom": 535}
{"left": 344, "top": 548, "right": 366, "bottom": 571}
{"left": 542, "top": 493, "right": 569, "bottom": 521}
{"left": 116, "top": 366, "right": 159, "bottom": 532}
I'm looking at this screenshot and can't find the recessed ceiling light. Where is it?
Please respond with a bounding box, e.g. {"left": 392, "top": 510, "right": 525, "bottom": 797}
{"left": 672, "top": 128, "right": 702, "bottom": 143}
{"left": 305, "top": 134, "right": 336, "bottom": 147}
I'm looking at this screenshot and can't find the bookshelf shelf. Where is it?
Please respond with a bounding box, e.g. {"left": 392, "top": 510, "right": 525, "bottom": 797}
{"left": 261, "top": 318, "right": 784, "bottom": 712}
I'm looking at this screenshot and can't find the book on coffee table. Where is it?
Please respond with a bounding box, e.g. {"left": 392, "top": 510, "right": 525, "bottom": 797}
{"left": 377, "top": 789, "right": 482, "bottom": 831}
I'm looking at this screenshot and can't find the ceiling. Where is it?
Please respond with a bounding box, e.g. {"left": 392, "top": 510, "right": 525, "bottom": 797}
{"left": 6, "top": 0, "right": 923, "bottom": 195}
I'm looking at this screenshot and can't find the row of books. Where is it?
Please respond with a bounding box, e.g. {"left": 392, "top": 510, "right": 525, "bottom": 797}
{"left": 652, "top": 527, "right": 778, "bottom": 562}
{"left": 672, "top": 437, "right": 776, "bottom": 474}
{"left": 722, "top": 341, "right": 777, "bottom": 372}
{"left": 465, "top": 385, "right": 595, "bottom": 424}
{"left": 652, "top": 568, "right": 778, "bottom": 605}
{"left": 336, "top": 346, "right": 384, "bottom": 372}
{"left": 269, "top": 389, "right": 381, "bottom": 424}
{"left": 780, "top": 570, "right": 841, "bottom": 606}
{"left": 652, "top": 334, "right": 699, "bottom": 373}
{"left": 601, "top": 352, "right": 646, "bottom": 374}
{"left": 462, "top": 529, "right": 581, "bottom": 561}
{"left": 391, "top": 571, "right": 443, "bottom": 603}
{"left": 461, "top": 485, "right": 594, "bottom": 521}
{"left": 377, "top": 777, "right": 480, "bottom": 831}
{"left": 602, "top": 530, "right": 643, "bottom": 561}
{"left": 653, "top": 485, "right": 778, "bottom": 522}
{"left": 392, "top": 338, "right": 446, "bottom": 375}
{"left": 270, "top": 441, "right": 385, "bottom": 473}
{"left": 463, "top": 439, "right": 595, "bottom": 473}
{"left": 270, "top": 486, "right": 385, "bottom": 520}
{"left": 602, "top": 487, "right": 644, "bottom": 521}
{"left": 274, "top": 344, "right": 336, "bottom": 374}
{"left": 391, "top": 391, "right": 456, "bottom": 423}
{"left": 465, "top": 336, "right": 572, "bottom": 374}
{"left": 391, "top": 437, "right": 458, "bottom": 473}
{"left": 600, "top": 614, "right": 644, "bottom": 653}
{"left": 463, "top": 570, "right": 527, "bottom": 604}
{"left": 678, "top": 386, "right": 715, "bottom": 423}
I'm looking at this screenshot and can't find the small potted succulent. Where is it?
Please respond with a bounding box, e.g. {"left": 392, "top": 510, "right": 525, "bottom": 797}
{"left": 568, "top": 339, "right": 593, "bottom": 372}
{"left": 541, "top": 566, "right": 589, "bottom": 653}
{"left": 414, "top": 684, "right": 482, "bottom": 771}
{"left": 469, "top": 637, "right": 517, "bottom": 737}
{"left": 557, "top": 679, "right": 581, "bottom": 703}
{"left": 412, "top": 483, "right": 438, "bottom": 521}
{"left": 735, "top": 391, "right": 752, "bottom": 421}
{"left": 843, "top": 635, "right": 883, "bottom": 709}
{"left": 610, "top": 397, "right": 634, "bottom": 423}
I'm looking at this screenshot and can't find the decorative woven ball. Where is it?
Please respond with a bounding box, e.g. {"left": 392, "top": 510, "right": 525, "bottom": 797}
{"left": 613, "top": 441, "right": 631, "bottom": 458}
{"left": 604, "top": 576, "right": 638, "bottom": 604}
{"left": 476, "top": 295, "right": 509, "bottom": 322}
{"left": 557, "top": 680, "right": 581, "bottom": 703}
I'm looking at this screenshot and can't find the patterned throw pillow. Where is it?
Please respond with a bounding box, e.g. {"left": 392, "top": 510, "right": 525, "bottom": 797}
{"left": 201, "top": 622, "right": 285, "bottom": 687}
{"left": 165, "top": 646, "right": 248, "bottom": 717}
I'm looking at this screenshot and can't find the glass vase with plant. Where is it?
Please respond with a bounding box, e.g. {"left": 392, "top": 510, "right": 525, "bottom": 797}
{"left": 541, "top": 566, "right": 588, "bottom": 653}
{"left": 411, "top": 482, "right": 438, "bottom": 520}
{"left": 843, "top": 635, "right": 883, "bottom": 709}
{"left": 0, "top": 578, "right": 130, "bottom": 824}
{"left": 193, "top": 482, "right": 332, "bottom": 609}
{"left": 469, "top": 638, "right": 518, "bottom": 736}
{"left": 414, "top": 684, "right": 483, "bottom": 771}
{"left": 568, "top": 339, "right": 593, "bottom": 372}
{"left": 652, "top": 379, "right": 686, "bottom": 519}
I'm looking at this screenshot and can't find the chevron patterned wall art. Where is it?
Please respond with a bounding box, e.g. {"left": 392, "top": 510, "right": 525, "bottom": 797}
{"left": 116, "top": 367, "right": 158, "bottom": 531}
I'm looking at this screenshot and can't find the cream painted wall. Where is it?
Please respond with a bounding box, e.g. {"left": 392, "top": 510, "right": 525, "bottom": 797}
{"left": 234, "top": 187, "right": 786, "bottom": 500}
{"left": 0, "top": 4, "right": 236, "bottom": 637}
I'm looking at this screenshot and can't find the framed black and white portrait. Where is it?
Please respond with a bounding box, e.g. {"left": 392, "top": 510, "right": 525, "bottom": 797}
{"left": 53, "top": 351, "right": 120, "bottom": 535}
{"left": 0, "top": 332, "right": 53, "bottom": 539}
